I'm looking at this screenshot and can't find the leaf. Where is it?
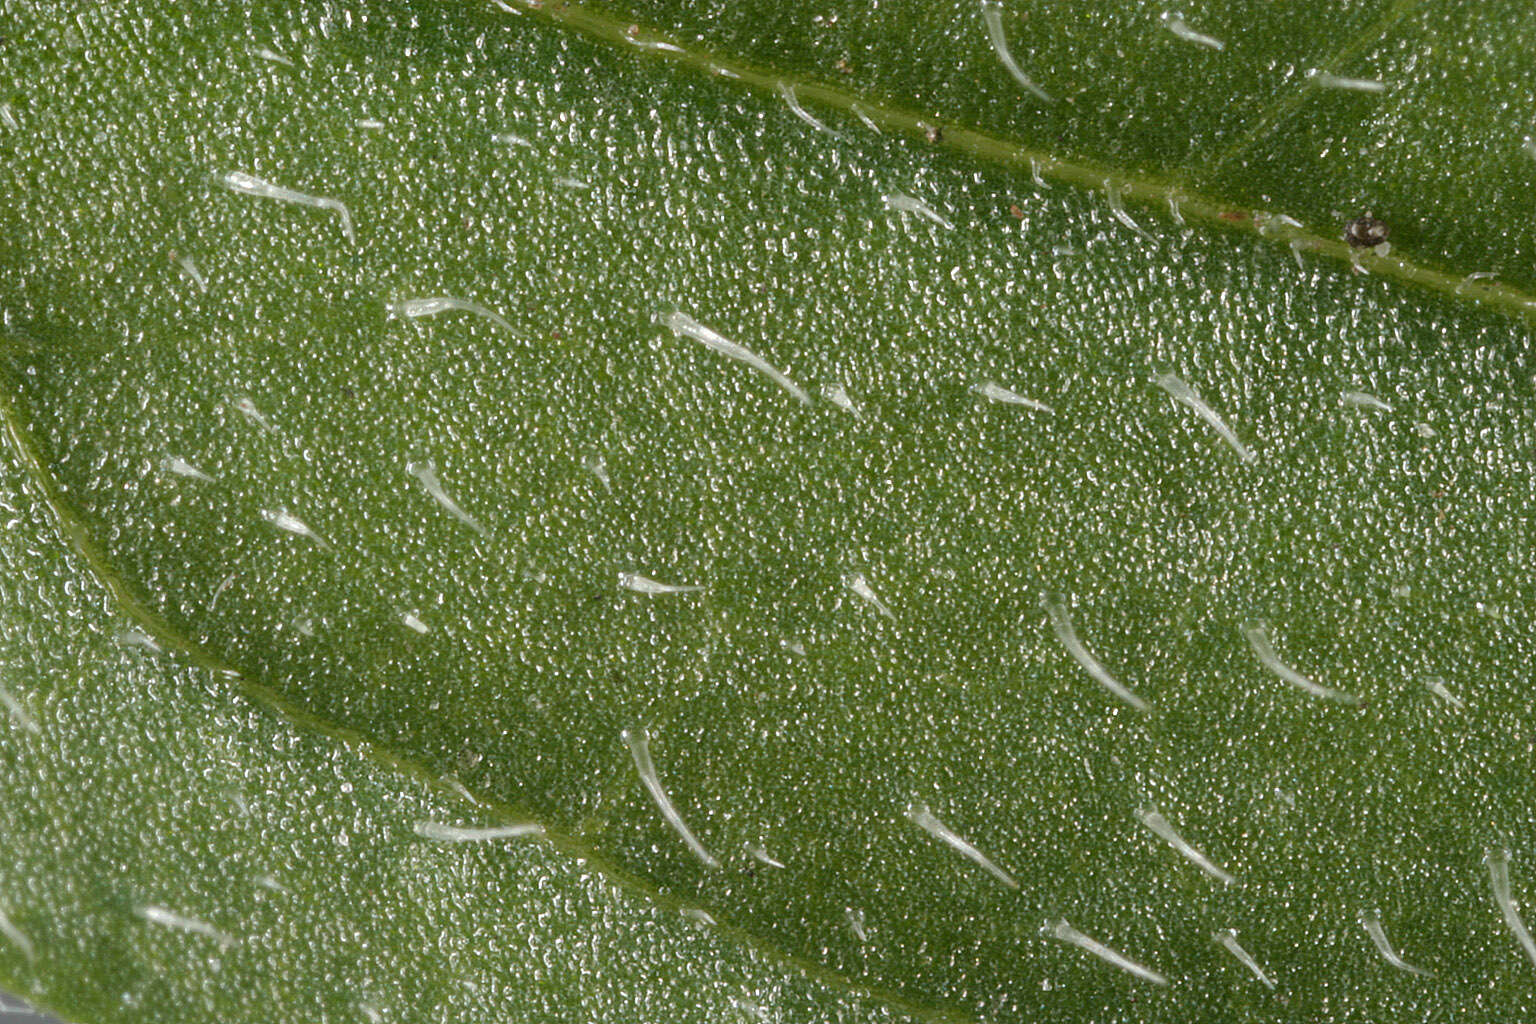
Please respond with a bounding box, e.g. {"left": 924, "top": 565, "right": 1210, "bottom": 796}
{"left": 0, "top": 441, "right": 906, "bottom": 1024}
{"left": 1, "top": 1, "right": 1534, "bottom": 1022}
{"left": 579, "top": 0, "right": 1536, "bottom": 294}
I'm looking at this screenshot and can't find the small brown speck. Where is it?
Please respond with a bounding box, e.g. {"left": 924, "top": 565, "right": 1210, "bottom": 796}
{"left": 1344, "top": 211, "right": 1389, "bottom": 249}
{"left": 1009, "top": 204, "right": 1025, "bottom": 219}
{"left": 924, "top": 124, "right": 942, "bottom": 144}
{"left": 834, "top": 58, "right": 852, "bottom": 74}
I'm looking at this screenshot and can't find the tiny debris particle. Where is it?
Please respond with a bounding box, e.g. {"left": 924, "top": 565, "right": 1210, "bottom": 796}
{"left": 1344, "top": 212, "right": 1389, "bottom": 248}
{"left": 732, "top": 997, "right": 771, "bottom": 1022}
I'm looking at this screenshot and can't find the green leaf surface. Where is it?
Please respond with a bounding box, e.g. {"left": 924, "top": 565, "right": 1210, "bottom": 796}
{"left": 0, "top": 440, "right": 905, "bottom": 1024}
{"left": 1, "top": 1, "right": 1534, "bottom": 1022}
{"left": 579, "top": 0, "right": 1536, "bottom": 294}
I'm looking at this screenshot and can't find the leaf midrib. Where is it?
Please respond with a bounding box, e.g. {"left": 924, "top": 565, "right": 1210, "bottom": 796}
{"left": 0, "top": 380, "right": 979, "bottom": 1024}
{"left": 463, "top": 0, "right": 1536, "bottom": 322}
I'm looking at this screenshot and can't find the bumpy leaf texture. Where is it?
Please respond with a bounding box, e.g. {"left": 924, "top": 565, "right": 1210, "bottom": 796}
{"left": 0, "top": 1, "right": 1533, "bottom": 1022}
